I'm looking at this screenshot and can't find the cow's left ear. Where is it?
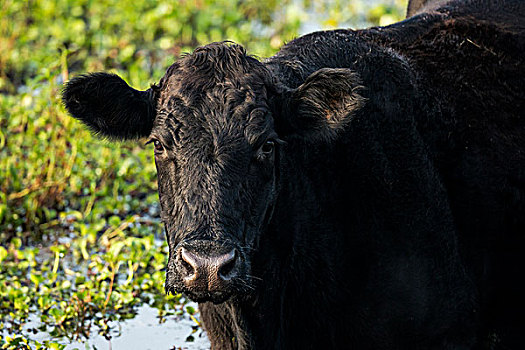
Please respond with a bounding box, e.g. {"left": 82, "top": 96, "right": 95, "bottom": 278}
{"left": 276, "top": 68, "right": 365, "bottom": 141}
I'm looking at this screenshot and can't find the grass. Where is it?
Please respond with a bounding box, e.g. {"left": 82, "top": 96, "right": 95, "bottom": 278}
{"left": 0, "top": 0, "right": 406, "bottom": 348}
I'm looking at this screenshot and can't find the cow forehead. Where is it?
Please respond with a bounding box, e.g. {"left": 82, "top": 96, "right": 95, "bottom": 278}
{"left": 158, "top": 42, "right": 268, "bottom": 91}
{"left": 156, "top": 42, "right": 270, "bottom": 110}
{"left": 158, "top": 68, "right": 268, "bottom": 111}
{"left": 151, "top": 42, "right": 274, "bottom": 153}
{"left": 156, "top": 84, "right": 270, "bottom": 131}
{"left": 152, "top": 86, "right": 274, "bottom": 159}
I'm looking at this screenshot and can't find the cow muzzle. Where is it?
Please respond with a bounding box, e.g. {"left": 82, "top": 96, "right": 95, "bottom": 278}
{"left": 172, "top": 240, "right": 245, "bottom": 303}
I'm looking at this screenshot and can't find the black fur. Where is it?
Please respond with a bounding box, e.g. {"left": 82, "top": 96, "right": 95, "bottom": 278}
{"left": 62, "top": 72, "right": 157, "bottom": 139}
{"left": 63, "top": 1, "right": 525, "bottom": 349}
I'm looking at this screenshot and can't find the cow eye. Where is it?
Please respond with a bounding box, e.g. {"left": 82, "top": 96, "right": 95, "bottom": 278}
{"left": 260, "top": 140, "right": 275, "bottom": 155}
{"left": 147, "top": 139, "right": 164, "bottom": 154}
{"left": 154, "top": 140, "right": 163, "bottom": 151}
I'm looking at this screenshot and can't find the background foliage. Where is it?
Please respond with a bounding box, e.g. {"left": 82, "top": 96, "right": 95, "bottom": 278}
{"left": 0, "top": 0, "right": 406, "bottom": 348}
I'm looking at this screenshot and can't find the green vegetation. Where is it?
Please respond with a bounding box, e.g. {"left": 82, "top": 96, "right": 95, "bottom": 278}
{"left": 0, "top": 0, "right": 405, "bottom": 348}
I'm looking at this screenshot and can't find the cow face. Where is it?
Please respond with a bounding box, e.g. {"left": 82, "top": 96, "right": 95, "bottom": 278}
{"left": 62, "top": 42, "right": 364, "bottom": 304}
{"left": 151, "top": 44, "right": 281, "bottom": 303}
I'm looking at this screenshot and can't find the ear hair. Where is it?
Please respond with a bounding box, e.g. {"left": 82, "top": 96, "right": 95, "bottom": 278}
{"left": 276, "top": 68, "right": 365, "bottom": 141}
{"left": 62, "top": 72, "right": 157, "bottom": 140}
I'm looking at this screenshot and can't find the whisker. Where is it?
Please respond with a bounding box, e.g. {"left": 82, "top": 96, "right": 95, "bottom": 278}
{"left": 247, "top": 275, "right": 263, "bottom": 281}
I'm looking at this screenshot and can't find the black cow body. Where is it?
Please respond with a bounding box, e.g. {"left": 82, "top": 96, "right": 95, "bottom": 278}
{"left": 63, "top": 0, "right": 525, "bottom": 349}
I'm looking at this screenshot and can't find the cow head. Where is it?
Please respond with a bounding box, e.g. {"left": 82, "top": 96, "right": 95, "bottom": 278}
{"left": 63, "top": 42, "right": 364, "bottom": 303}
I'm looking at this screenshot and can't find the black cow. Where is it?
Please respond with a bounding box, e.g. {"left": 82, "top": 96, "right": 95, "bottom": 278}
{"left": 63, "top": 0, "right": 525, "bottom": 348}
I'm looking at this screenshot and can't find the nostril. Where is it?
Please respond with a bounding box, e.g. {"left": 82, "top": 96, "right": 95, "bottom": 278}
{"left": 218, "top": 250, "right": 238, "bottom": 280}
{"left": 178, "top": 245, "right": 240, "bottom": 286}
{"left": 180, "top": 256, "right": 194, "bottom": 276}
{"left": 180, "top": 247, "right": 197, "bottom": 279}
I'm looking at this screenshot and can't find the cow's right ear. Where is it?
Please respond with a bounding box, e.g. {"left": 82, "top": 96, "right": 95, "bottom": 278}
{"left": 62, "top": 73, "right": 157, "bottom": 140}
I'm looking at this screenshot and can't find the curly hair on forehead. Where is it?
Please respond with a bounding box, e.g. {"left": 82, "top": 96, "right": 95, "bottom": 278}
{"left": 153, "top": 42, "right": 273, "bottom": 111}
{"left": 170, "top": 42, "right": 269, "bottom": 84}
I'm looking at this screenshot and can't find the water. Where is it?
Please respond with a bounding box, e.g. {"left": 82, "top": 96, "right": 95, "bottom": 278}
{"left": 5, "top": 303, "right": 210, "bottom": 350}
